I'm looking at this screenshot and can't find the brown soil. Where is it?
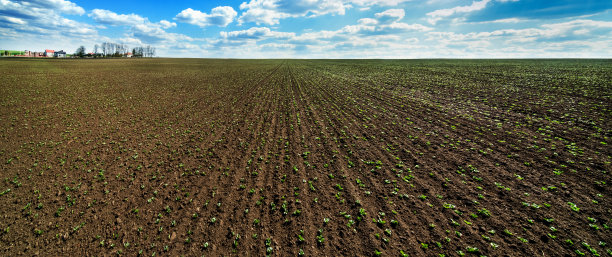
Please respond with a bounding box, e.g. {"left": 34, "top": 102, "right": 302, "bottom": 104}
{"left": 0, "top": 58, "right": 610, "bottom": 256}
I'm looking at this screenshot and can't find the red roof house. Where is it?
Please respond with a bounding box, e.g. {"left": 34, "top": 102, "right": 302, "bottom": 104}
{"left": 44, "top": 49, "right": 54, "bottom": 57}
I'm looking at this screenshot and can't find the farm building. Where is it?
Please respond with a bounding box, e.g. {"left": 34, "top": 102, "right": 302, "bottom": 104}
{"left": 44, "top": 49, "right": 54, "bottom": 57}
{"left": 54, "top": 50, "right": 66, "bottom": 58}
{"left": 24, "top": 50, "right": 44, "bottom": 57}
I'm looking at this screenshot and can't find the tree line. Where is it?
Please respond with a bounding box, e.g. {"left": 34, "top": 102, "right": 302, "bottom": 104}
{"left": 74, "top": 42, "right": 156, "bottom": 58}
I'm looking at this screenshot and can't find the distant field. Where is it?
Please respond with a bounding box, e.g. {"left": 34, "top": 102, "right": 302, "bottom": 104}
{"left": 0, "top": 58, "right": 610, "bottom": 256}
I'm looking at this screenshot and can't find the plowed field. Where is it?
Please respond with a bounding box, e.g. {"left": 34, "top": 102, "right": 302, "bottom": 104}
{"left": 0, "top": 58, "right": 610, "bottom": 256}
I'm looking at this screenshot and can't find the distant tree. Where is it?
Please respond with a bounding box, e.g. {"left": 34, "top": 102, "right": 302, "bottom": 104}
{"left": 94, "top": 44, "right": 99, "bottom": 54}
{"left": 132, "top": 46, "right": 143, "bottom": 57}
{"left": 142, "top": 45, "right": 156, "bottom": 57}
{"left": 101, "top": 42, "right": 107, "bottom": 56}
{"left": 94, "top": 42, "right": 157, "bottom": 58}
{"left": 75, "top": 46, "right": 86, "bottom": 58}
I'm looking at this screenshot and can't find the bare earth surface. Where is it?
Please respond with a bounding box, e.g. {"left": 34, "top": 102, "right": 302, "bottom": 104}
{"left": 0, "top": 58, "right": 610, "bottom": 256}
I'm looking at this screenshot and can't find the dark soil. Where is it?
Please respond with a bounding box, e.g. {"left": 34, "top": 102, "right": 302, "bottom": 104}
{"left": 0, "top": 58, "right": 610, "bottom": 256}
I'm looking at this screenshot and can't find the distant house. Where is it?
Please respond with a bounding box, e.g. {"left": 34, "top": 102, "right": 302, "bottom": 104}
{"left": 44, "top": 49, "right": 54, "bottom": 57}
{"left": 54, "top": 50, "right": 66, "bottom": 58}
{"left": 126, "top": 52, "right": 132, "bottom": 58}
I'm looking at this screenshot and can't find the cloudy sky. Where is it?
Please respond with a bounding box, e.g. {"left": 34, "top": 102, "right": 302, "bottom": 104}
{"left": 1, "top": 0, "right": 611, "bottom": 58}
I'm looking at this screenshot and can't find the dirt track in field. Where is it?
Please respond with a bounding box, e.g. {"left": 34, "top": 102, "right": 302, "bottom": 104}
{"left": 0, "top": 58, "right": 610, "bottom": 256}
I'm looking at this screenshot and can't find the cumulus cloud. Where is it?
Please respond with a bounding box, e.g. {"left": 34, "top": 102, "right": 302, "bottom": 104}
{"left": 211, "top": 26, "right": 296, "bottom": 51}
{"left": 117, "top": 37, "right": 142, "bottom": 45}
{"left": 235, "top": 0, "right": 419, "bottom": 25}
{"left": 259, "top": 43, "right": 296, "bottom": 50}
{"left": 238, "top": 0, "right": 349, "bottom": 25}
{"left": 383, "top": 22, "right": 432, "bottom": 32}
{"left": 288, "top": 12, "right": 430, "bottom": 48}
{"left": 349, "top": 0, "right": 413, "bottom": 7}
{"left": 175, "top": 6, "right": 237, "bottom": 28}
{"left": 224, "top": 5, "right": 429, "bottom": 53}
{"left": 476, "top": 18, "right": 523, "bottom": 24}
{"left": 13, "top": 0, "right": 85, "bottom": 15}
{"left": 0, "top": 16, "right": 26, "bottom": 24}
{"left": 422, "top": 34, "right": 611, "bottom": 58}
{"left": 427, "top": 0, "right": 490, "bottom": 24}
{"left": 220, "top": 27, "right": 295, "bottom": 40}
{"left": 89, "top": 9, "right": 147, "bottom": 26}
{"left": 358, "top": 18, "right": 379, "bottom": 25}
{"left": 374, "top": 9, "right": 405, "bottom": 23}
{"left": 159, "top": 20, "right": 176, "bottom": 29}
{"left": 128, "top": 23, "right": 193, "bottom": 45}
{"left": 426, "top": 19, "right": 612, "bottom": 48}
{"left": 86, "top": 9, "right": 195, "bottom": 47}
{"left": 339, "top": 22, "right": 432, "bottom": 36}
{"left": 340, "top": 10, "right": 431, "bottom": 36}
{"left": 89, "top": 9, "right": 180, "bottom": 33}
{"left": 0, "top": 0, "right": 96, "bottom": 38}
{"left": 289, "top": 30, "right": 339, "bottom": 44}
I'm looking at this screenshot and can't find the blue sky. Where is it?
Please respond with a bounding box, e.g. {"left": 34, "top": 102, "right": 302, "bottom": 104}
{"left": 1, "top": 0, "right": 611, "bottom": 58}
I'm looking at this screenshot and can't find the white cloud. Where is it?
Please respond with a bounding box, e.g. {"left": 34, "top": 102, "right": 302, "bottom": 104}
{"left": 290, "top": 30, "right": 338, "bottom": 44}
{"left": 88, "top": 9, "right": 181, "bottom": 33}
{"left": 341, "top": 24, "right": 376, "bottom": 34}
{"left": 333, "top": 40, "right": 377, "bottom": 50}
{"left": 541, "top": 19, "right": 612, "bottom": 30}
{"left": 0, "top": 0, "right": 103, "bottom": 55}
{"left": 13, "top": 0, "right": 85, "bottom": 15}
{"left": 573, "top": 29, "right": 589, "bottom": 35}
{"left": 159, "top": 20, "right": 176, "bottom": 29}
{"left": 236, "top": 0, "right": 418, "bottom": 26}
{"left": 491, "top": 19, "right": 612, "bottom": 39}
{"left": 175, "top": 6, "right": 237, "bottom": 28}
{"left": 427, "top": 0, "right": 490, "bottom": 24}
{"left": 358, "top": 18, "right": 379, "bottom": 25}
{"left": 0, "top": 16, "right": 26, "bottom": 24}
{"left": 86, "top": 9, "right": 193, "bottom": 46}
{"left": 425, "top": 19, "right": 612, "bottom": 55}
{"left": 349, "top": 0, "right": 413, "bottom": 6}
{"left": 129, "top": 22, "right": 193, "bottom": 44}
{"left": 339, "top": 21, "right": 432, "bottom": 35}
{"left": 238, "top": 0, "right": 349, "bottom": 25}
{"left": 287, "top": 10, "right": 430, "bottom": 47}
{"left": 118, "top": 37, "right": 142, "bottom": 45}
{"left": 383, "top": 22, "right": 432, "bottom": 32}
{"left": 0, "top": 0, "right": 97, "bottom": 38}
{"left": 174, "top": 42, "right": 201, "bottom": 50}
{"left": 220, "top": 27, "right": 295, "bottom": 40}
{"left": 237, "top": 7, "right": 290, "bottom": 25}
{"left": 259, "top": 43, "right": 296, "bottom": 50}
{"left": 479, "top": 18, "right": 523, "bottom": 24}
{"left": 374, "top": 9, "right": 405, "bottom": 23}
{"left": 89, "top": 9, "right": 146, "bottom": 26}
